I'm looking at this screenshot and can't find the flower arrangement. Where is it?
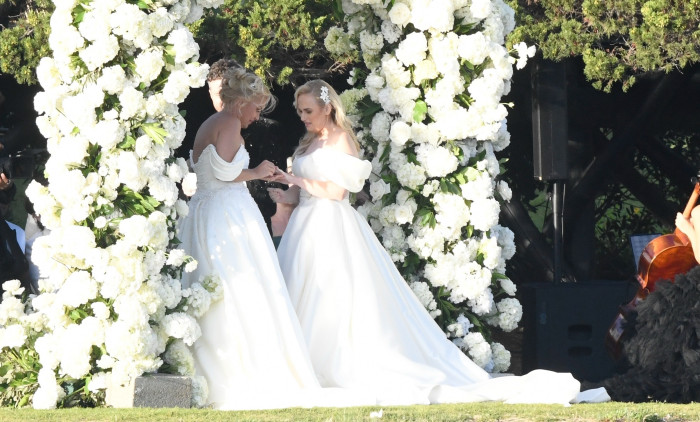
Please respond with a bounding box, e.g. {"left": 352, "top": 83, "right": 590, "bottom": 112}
{"left": 327, "top": 0, "right": 535, "bottom": 372}
{"left": 0, "top": 0, "right": 223, "bottom": 409}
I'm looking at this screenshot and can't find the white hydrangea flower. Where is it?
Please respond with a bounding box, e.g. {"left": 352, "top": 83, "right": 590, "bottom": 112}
{"left": 396, "top": 162, "right": 426, "bottom": 190}
{"left": 48, "top": 24, "right": 85, "bottom": 57}
{"left": 167, "top": 27, "right": 200, "bottom": 63}
{"left": 469, "top": 197, "right": 500, "bottom": 232}
{"left": 32, "top": 367, "right": 65, "bottom": 409}
{"left": 409, "top": 281, "right": 439, "bottom": 316}
{"left": 463, "top": 332, "right": 492, "bottom": 369}
{"left": 491, "top": 342, "right": 511, "bottom": 373}
{"left": 380, "top": 20, "right": 402, "bottom": 44}
{"left": 458, "top": 32, "right": 490, "bottom": 65}
{"left": 395, "top": 32, "right": 428, "bottom": 66}
{"left": 79, "top": 35, "right": 120, "bottom": 71}
{"left": 162, "top": 69, "right": 192, "bottom": 104}
{"left": 191, "top": 375, "right": 209, "bottom": 408}
{"left": 415, "top": 144, "right": 459, "bottom": 178}
{"left": 36, "top": 57, "right": 63, "bottom": 89}
{"left": 387, "top": 2, "right": 411, "bottom": 27}
{"left": 389, "top": 120, "right": 411, "bottom": 146}
{"left": 160, "top": 313, "right": 201, "bottom": 346}
{"left": 110, "top": 3, "right": 152, "bottom": 49}
{"left": 496, "top": 297, "right": 522, "bottom": 332}
{"left": 135, "top": 49, "right": 165, "bottom": 84}
{"left": 471, "top": 0, "right": 493, "bottom": 20}
{"left": 164, "top": 339, "right": 195, "bottom": 375}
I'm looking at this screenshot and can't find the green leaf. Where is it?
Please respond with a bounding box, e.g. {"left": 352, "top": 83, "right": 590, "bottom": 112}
{"left": 18, "top": 394, "right": 30, "bottom": 407}
{"left": 405, "top": 151, "right": 418, "bottom": 164}
{"left": 419, "top": 210, "right": 434, "bottom": 227}
{"left": 139, "top": 122, "right": 169, "bottom": 144}
{"left": 413, "top": 100, "right": 428, "bottom": 123}
{"left": 145, "top": 195, "right": 161, "bottom": 209}
{"left": 332, "top": 0, "right": 344, "bottom": 21}
{"left": 456, "top": 93, "right": 472, "bottom": 108}
{"left": 359, "top": 100, "right": 383, "bottom": 127}
{"left": 118, "top": 135, "right": 136, "bottom": 150}
{"left": 379, "top": 144, "right": 391, "bottom": 163}
{"left": 465, "top": 167, "right": 480, "bottom": 181}
{"left": 439, "top": 179, "right": 449, "bottom": 193}
{"left": 0, "top": 364, "right": 11, "bottom": 377}
{"left": 446, "top": 180, "right": 461, "bottom": 195}
{"left": 69, "top": 308, "right": 87, "bottom": 322}
{"left": 73, "top": 4, "right": 86, "bottom": 24}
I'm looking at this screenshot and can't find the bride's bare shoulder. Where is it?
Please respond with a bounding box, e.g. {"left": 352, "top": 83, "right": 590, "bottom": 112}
{"left": 327, "top": 130, "right": 358, "bottom": 157}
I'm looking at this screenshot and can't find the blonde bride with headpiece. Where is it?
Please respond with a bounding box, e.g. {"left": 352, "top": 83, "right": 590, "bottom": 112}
{"left": 270, "top": 79, "right": 610, "bottom": 406}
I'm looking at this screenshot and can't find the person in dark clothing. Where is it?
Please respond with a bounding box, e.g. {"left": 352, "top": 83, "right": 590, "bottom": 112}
{"left": 0, "top": 172, "right": 30, "bottom": 296}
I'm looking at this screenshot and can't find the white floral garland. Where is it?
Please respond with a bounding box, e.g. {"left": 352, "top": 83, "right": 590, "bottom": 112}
{"left": 327, "top": 0, "right": 535, "bottom": 372}
{"left": 0, "top": 0, "right": 224, "bottom": 409}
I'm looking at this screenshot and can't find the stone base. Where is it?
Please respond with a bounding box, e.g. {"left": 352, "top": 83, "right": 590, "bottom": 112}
{"left": 106, "top": 373, "right": 193, "bottom": 408}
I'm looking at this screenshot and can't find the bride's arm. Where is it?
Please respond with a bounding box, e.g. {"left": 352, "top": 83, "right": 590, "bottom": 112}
{"left": 287, "top": 176, "right": 347, "bottom": 201}
{"left": 211, "top": 121, "right": 277, "bottom": 182}
{"left": 268, "top": 185, "right": 301, "bottom": 204}
{"left": 232, "top": 162, "right": 276, "bottom": 183}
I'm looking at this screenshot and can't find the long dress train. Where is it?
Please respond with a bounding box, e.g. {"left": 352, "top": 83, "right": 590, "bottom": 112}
{"left": 277, "top": 147, "right": 609, "bottom": 406}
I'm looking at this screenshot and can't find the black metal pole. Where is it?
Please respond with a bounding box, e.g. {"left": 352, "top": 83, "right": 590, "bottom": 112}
{"left": 552, "top": 179, "right": 564, "bottom": 283}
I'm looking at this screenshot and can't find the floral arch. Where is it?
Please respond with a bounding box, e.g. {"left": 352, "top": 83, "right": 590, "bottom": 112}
{"left": 0, "top": 0, "right": 533, "bottom": 409}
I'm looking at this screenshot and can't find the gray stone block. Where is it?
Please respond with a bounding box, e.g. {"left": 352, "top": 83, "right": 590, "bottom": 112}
{"left": 106, "top": 373, "right": 193, "bottom": 408}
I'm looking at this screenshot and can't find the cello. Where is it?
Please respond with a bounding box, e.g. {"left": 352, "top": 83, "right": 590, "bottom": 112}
{"left": 605, "top": 178, "right": 700, "bottom": 359}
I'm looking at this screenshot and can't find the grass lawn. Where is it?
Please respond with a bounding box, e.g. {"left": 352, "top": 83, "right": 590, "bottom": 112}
{"left": 1, "top": 402, "right": 699, "bottom": 421}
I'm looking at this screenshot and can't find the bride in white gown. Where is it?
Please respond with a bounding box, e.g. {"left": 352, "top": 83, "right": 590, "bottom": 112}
{"left": 178, "top": 69, "right": 369, "bottom": 410}
{"left": 270, "top": 80, "right": 609, "bottom": 406}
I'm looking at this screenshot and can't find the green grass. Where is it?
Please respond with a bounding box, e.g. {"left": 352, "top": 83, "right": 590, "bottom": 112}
{"left": 1, "top": 402, "right": 699, "bottom": 422}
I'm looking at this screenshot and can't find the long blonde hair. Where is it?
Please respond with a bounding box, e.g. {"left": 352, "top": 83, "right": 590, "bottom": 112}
{"left": 292, "top": 79, "right": 359, "bottom": 158}
{"left": 220, "top": 67, "right": 277, "bottom": 114}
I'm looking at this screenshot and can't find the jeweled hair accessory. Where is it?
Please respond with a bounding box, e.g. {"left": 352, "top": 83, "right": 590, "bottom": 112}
{"left": 319, "top": 86, "right": 331, "bottom": 105}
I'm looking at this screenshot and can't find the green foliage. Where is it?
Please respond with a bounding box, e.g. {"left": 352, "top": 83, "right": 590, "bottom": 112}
{"left": 594, "top": 131, "right": 700, "bottom": 279}
{"left": 0, "top": 0, "right": 53, "bottom": 85}
{"left": 191, "top": 0, "right": 345, "bottom": 86}
{"left": 507, "top": 0, "right": 700, "bottom": 91}
{"left": 0, "top": 344, "right": 40, "bottom": 407}
{"left": 0, "top": 0, "right": 346, "bottom": 87}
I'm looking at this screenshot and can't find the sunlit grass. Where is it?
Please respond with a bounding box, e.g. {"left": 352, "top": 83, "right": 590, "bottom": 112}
{"left": 1, "top": 402, "right": 699, "bottom": 422}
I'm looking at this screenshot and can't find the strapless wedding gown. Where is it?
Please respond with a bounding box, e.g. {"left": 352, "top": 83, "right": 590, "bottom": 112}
{"left": 277, "top": 147, "right": 609, "bottom": 406}
{"left": 178, "top": 144, "right": 372, "bottom": 410}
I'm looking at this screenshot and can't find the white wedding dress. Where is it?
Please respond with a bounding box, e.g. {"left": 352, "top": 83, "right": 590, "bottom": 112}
{"left": 277, "top": 147, "right": 609, "bottom": 406}
{"left": 178, "top": 144, "right": 372, "bottom": 410}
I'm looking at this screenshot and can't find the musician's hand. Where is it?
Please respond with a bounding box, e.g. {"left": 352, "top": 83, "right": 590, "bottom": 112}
{"left": 675, "top": 212, "right": 693, "bottom": 238}
{"left": 0, "top": 173, "right": 12, "bottom": 191}
{"left": 267, "top": 187, "right": 298, "bottom": 204}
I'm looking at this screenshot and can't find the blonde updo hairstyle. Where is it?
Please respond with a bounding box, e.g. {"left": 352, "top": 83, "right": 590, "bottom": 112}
{"left": 220, "top": 67, "right": 277, "bottom": 115}
{"left": 292, "top": 79, "right": 360, "bottom": 158}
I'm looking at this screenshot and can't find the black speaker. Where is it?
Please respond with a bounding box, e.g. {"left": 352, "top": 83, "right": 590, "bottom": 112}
{"left": 531, "top": 60, "right": 568, "bottom": 181}
{"left": 520, "top": 280, "right": 638, "bottom": 382}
